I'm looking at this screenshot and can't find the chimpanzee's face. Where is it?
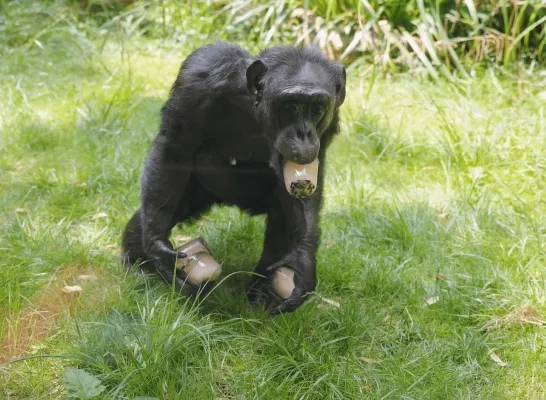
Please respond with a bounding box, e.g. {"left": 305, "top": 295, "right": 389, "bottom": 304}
{"left": 247, "top": 58, "right": 345, "bottom": 170}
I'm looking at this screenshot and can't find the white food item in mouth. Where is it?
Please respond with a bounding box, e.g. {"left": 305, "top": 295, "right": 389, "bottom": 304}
{"left": 282, "top": 158, "right": 319, "bottom": 198}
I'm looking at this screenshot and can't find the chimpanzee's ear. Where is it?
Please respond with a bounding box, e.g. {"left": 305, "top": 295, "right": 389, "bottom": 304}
{"left": 335, "top": 64, "right": 346, "bottom": 108}
{"left": 246, "top": 59, "right": 268, "bottom": 95}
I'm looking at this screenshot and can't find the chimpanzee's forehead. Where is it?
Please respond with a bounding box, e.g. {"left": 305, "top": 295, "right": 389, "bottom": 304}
{"left": 272, "top": 61, "right": 336, "bottom": 95}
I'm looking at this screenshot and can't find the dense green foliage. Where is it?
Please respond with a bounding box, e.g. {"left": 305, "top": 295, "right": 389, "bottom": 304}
{"left": 2, "top": 0, "right": 544, "bottom": 74}
{"left": 58, "top": 0, "right": 546, "bottom": 70}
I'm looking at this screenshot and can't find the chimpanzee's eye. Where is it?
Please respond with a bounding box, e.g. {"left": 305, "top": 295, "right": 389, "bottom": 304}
{"left": 284, "top": 102, "right": 300, "bottom": 114}
{"left": 311, "top": 104, "right": 325, "bottom": 116}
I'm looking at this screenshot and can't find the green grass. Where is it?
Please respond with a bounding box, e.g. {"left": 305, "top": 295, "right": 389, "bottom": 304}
{"left": 1, "top": 2, "right": 546, "bottom": 400}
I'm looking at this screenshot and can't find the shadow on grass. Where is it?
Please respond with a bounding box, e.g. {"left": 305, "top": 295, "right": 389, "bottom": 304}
{"left": 155, "top": 195, "right": 522, "bottom": 326}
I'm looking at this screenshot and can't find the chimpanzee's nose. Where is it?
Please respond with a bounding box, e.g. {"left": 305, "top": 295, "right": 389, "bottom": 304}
{"left": 276, "top": 126, "right": 320, "bottom": 165}
{"left": 296, "top": 127, "right": 313, "bottom": 140}
{"left": 284, "top": 136, "right": 320, "bottom": 165}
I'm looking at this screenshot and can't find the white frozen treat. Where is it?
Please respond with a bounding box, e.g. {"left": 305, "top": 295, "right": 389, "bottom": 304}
{"left": 271, "top": 267, "right": 295, "bottom": 299}
{"left": 175, "top": 238, "right": 222, "bottom": 285}
{"left": 283, "top": 158, "right": 319, "bottom": 198}
{"left": 180, "top": 252, "right": 222, "bottom": 285}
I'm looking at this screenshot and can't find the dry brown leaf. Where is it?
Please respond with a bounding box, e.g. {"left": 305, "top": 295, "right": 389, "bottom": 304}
{"left": 435, "top": 205, "right": 448, "bottom": 224}
{"left": 425, "top": 296, "right": 439, "bottom": 306}
{"left": 174, "top": 235, "right": 194, "bottom": 244}
{"left": 291, "top": 7, "right": 313, "bottom": 19}
{"left": 320, "top": 296, "right": 340, "bottom": 308}
{"left": 489, "top": 351, "right": 508, "bottom": 367}
{"left": 91, "top": 212, "right": 107, "bottom": 220}
{"left": 517, "top": 306, "right": 545, "bottom": 325}
{"left": 436, "top": 273, "right": 447, "bottom": 280}
{"left": 328, "top": 31, "right": 343, "bottom": 50}
{"left": 482, "top": 304, "right": 545, "bottom": 331}
{"left": 62, "top": 283, "right": 82, "bottom": 294}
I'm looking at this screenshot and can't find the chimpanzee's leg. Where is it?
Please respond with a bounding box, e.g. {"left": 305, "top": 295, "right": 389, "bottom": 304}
{"left": 121, "top": 209, "right": 148, "bottom": 271}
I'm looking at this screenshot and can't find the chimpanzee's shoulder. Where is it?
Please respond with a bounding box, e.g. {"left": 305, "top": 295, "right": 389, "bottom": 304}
{"left": 184, "top": 41, "right": 252, "bottom": 69}
{"left": 173, "top": 42, "right": 250, "bottom": 86}
{"left": 166, "top": 42, "right": 255, "bottom": 106}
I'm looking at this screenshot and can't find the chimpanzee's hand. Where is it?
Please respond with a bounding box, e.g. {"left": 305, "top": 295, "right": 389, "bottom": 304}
{"left": 146, "top": 239, "right": 188, "bottom": 288}
{"left": 248, "top": 252, "right": 316, "bottom": 315}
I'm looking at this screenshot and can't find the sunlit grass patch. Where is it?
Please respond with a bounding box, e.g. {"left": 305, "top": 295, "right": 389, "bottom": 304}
{"left": 1, "top": 2, "right": 546, "bottom": 399}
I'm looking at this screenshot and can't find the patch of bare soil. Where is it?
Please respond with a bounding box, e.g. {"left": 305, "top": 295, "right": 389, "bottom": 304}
{"left": 0, "top": 263, "right": 120, "bottom": 364}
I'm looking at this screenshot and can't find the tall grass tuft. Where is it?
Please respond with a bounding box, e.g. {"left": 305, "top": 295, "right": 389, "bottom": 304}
{"left": 85, "top": 0, "right": 544, "bottom": 78}
{"left": 10, "top": 0, "right": 540, "bottom": 78}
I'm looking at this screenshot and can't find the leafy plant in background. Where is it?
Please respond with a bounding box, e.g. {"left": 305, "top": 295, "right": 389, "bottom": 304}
{"left": 62, "top": 367, "right": 160, "bottom": 399}
{"left": 3, "top": 0, "right": 543, "bottom": 78}
{"left": 62, "top": 368, "right": 106, "bottom": 399}
{"left": 211, "top": 0, "right": 546, "bottom": 77}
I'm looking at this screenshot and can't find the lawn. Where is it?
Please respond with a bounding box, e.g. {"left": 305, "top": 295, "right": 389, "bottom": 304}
{"left": 1, "top": 2, "right": 546, "bottom": 399}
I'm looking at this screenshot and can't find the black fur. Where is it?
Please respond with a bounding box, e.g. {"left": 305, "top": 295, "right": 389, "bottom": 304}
{"left": 121, "top": 41, "right": 346, "bottom": 314}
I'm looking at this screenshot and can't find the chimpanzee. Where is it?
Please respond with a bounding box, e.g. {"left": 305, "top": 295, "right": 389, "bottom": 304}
{"left": 121, "top": 41, "right": 346, "bottom": 315}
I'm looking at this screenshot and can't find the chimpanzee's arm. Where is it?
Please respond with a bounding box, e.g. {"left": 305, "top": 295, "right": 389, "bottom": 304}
{"left": 139, "top": 101, "right": 204, "bottom": 286}
{"left": 248, "top": 119, "right": 339, "bottom": 314}
{"left": 248, "top": 162, "right": 325, "bottom": 315}
{"left": 270, "top": 194, "right": 321, "bottom": 315}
